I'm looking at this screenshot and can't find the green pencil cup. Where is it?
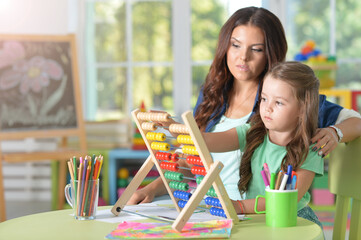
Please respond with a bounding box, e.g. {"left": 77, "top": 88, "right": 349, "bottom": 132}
{"left": 254, "top": 189, "right": 298, "bottom": 227}
{"left": 65, "top": 179, "right": 99, "bottom": 220}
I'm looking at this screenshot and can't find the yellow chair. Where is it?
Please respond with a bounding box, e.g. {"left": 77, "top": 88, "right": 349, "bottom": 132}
{"left": 329, "top": 137, "right": 361, "bottom": 240}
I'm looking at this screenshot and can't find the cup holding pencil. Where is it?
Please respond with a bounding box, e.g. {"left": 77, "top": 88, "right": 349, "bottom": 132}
{"left": 65, "top": 179, "right": 99, "bottom": 220}
{"left": 254, "top": 189, "right": 298, "bottom": 227}
{"left": 65, "top": 155, "right": 103, "bottom": 220}
{"left": 255, "top": 164, "right": 298, "bottom": 227}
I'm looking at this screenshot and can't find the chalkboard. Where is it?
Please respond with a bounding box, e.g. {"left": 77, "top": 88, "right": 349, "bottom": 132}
{"left": 0, "top": 34, "right": 81, "bottom": 134}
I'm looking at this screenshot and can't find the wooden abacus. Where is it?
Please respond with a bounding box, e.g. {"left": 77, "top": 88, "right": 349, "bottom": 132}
{"left": 111, "top": 109, "right": 238, "bottom": 232}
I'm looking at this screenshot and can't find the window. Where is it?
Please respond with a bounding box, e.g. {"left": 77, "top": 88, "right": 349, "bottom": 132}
{"left": 85, "top": 0, "right": 172, "bottom": 120}
{"left": 84, "top": 0, "right": 263, "bottom": 120}
{"left": 284, "top": 0, "right": 361, "bottom": 89}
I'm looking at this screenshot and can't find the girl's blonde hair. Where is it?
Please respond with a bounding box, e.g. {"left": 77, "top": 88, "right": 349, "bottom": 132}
{"left": 238, "top": 61, "right": 320, "bottom": 194}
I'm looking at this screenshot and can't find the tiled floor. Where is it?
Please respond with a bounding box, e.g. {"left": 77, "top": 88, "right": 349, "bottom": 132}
{"left": 5, "top": 200, "right": 348, "bottom": 240}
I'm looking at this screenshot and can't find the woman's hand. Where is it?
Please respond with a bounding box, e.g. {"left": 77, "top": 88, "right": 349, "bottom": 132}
{"left": 311, "top": 127, "right": 338, "bottom": 157}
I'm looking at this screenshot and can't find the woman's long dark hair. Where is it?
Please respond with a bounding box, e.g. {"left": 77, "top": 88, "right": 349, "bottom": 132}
{"left": 194, "top": 7, "right": 287, "bottom": 129}
{"left": 238, "top": 62, "right": 320, "bottom": 194}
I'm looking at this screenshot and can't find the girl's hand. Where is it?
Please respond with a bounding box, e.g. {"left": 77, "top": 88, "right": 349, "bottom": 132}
{"left": 311, "top": 127, "right": 338, "bottom": 157}
{"left": 126, "top": 187, "right": 156, "bottom": 205}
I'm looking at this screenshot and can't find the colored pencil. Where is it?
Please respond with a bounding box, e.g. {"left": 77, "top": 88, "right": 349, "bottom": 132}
{"left": 89, "top": 155, "right": 103, "bottom": 215}
{"left": 67, "top": 161, "right": 74, "bottom": 182}
{"left": 81, "top": 165, "right": 91, "bottom": 216}
{"left": 72, "top": 156, "right": 77, "bottom": 207}
{"left": 76, "top": 160, "right": 83, "bottom": 216}
{"left": 83, "top": 156, "right": 96, "bottom": 215}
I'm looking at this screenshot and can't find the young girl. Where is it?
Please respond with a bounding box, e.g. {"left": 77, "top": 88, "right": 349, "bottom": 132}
{"left": 203, "top": 61, "right": 323, "bottom": 227}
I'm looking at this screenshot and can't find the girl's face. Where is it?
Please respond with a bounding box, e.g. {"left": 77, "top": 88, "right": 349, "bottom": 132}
{"left": 226, "top": 25, "right": 267, "bottom": 83}
{"left": 260, "top": 76, "right": 301, "bottom": 136}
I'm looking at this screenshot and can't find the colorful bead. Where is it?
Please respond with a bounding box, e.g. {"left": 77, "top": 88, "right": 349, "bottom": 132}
{"left": 173, "top": 190, "right": 192, "bottom": 200}
{"left": 196, "top": 176, "right": 204, "bottom": 185}
{"left": 177, "top": 135, "right": 194, "bottom": 145}
{"left": 169, "top": 181, "right": 189, "bottom": 191}
{"left": 164, "top": 171, "right": 183, "bottom": 181}
{"left": 209, "top": 207, "right": 226, "bottom": 218}
{"left": 186, "top": 156, "right": 203, "bottom": 166}
{"left": 182, "top": 145, "right": 198, "bottom": 155}
{"left": 137, "top": 112, "right": 170, "bottom": 122}
{"left": 206, "top": 188, "right": 217, "bottom": 197}
{"left": 146, "top": 132, "right": 166, "bottom": 141}
{"left": 205, "top": 197, "right": 222, "bottom": 208}
{"left": 191, "top": 166, "right": 206, "bottom": 176}
{"left": 171, "top": 153, "right": 179, "bottom": 161}
{"left": 169, "top": 124, "right": 189, "bottom": 134}
{"left": 151, "top": 142, "right": 170, "bottom": 151}
{"left": 178, "top": 200, "right": 187, "bottom": 208}
{"left": 141, "top": 122, "right": 157, "bottom": 131}
{"left": 160, "top": 162, "right": 178, "bottom": 171}
{"left": 155, "top": 152, "right": 171, "bottom": 161}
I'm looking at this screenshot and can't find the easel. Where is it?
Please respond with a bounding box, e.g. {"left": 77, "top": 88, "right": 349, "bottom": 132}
{"left": 0, "top": 34, "right": 87, "bottom": 222}
{"left": 111, "top": 109, "right": 238, "bottom": 232}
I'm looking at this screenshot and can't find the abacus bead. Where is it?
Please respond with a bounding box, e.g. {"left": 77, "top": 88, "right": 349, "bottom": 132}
{"left": 177, "top": 135, "right": 193, "bottom": 144}
{"left": 169, "top": 181, "right": 177, "bottom": 189}
{"left": 178, "top": 200, "right": 187, "bottom": 208}
{"left": 174, "top": 172, "right": 183, "bottom": 181}
{"left": 156, "top": 152, "right": 169, "bottom": 160}
{"left": 164, "top": 171, "right": 170, "bottom": 180}
{"left": 169, "top": 124, "right": 189, "bottom": 134}
{"left": 207, "top": 188, "right": 217, "bottom": 197}
{"left": 163, "top": 152, "right": 171, "bottom": 160}
{"left": 169, "top": 163, "right": 178, "bottom": 171}
{"left": 205, "top": 197, "right": 212, "bottom": 205}
{"left": 171, "top": 153, "right": 179, "bottom": 161}
{"left": 141, "top": 122, "right": 157, "bottom": 131}
{"left": 191, "top": 166, "right": 206, "bottom": 176}
{"left": 179, "top": 182, "right": 189, "bottom": 191}
{"left": 151, "top": 142, "right": 170, "bottom": 151}
{"left": 196, "top": 176, "right": 203, "bottom": 185}
{"left": 156, "top": 133, "right": 166, "bottom": 141}
{"left": 146, "top": 132, "right": 155, "bottom": 140}
{"left": 173, "top": 190, "right": 181, "bottom": 199}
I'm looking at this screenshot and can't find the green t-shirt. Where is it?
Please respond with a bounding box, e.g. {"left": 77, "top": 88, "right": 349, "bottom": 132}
{"left": 236, "top": 124, "right": 324, "bottom": 211}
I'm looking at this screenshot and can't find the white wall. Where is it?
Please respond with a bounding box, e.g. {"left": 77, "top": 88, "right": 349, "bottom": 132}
{"left": 0, "top": 0, "right": 74, "bottom": 34}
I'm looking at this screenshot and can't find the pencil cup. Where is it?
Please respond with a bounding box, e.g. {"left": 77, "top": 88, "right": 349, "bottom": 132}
{"left": 254, "top": 189, "right": 298, "bottom": 227}
{"left": 64, "top": 179, "right": 99, "bottom": 220}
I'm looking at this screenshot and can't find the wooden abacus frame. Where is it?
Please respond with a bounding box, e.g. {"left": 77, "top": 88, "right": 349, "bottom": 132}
{"left": 111, "top": 109, "right": 238, "bottom": 232}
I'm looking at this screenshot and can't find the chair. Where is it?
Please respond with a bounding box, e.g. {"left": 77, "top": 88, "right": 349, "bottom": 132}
{"left": 329, "top": 137, "right": 361, "bottom": 240}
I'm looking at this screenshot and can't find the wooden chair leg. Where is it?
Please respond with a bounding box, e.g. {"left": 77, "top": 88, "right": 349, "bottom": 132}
{"left": 57, "top": 160, "right": 66, "bottom": 210}
{"left": 0, "top": 159, "right": 6, "bottom": 222}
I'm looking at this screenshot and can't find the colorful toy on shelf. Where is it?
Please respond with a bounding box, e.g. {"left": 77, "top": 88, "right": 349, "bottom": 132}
{"left": 294, "top": 40, "right": 337, "bottom": 89}
{"left": 131, "top": 101, "right": 148, "bottom": 150}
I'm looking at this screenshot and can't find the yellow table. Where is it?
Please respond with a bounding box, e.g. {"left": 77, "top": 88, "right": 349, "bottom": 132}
{"left": 0, "top": 206, "right": 324, "bottom": 240}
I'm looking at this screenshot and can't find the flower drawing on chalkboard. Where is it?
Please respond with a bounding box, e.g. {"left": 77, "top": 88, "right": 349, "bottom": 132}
{"left": 0, "top": 56, "right": 64, "bottom": 94}
{"left": 0, "top": 41, "right": 26, "bottom": 69}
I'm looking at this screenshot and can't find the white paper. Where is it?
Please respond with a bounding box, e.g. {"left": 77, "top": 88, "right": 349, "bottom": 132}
{"left": 94, "top": 201, "right": 246, "bottom": 224}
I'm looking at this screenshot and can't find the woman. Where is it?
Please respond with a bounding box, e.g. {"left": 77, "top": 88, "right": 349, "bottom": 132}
{"left": 127, "top": 7, "right": 361, "bottom": 204}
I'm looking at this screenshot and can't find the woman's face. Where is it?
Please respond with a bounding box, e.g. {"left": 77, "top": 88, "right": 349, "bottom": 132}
{"left": 226, "top": 25, "right": 267, "bottom": 83}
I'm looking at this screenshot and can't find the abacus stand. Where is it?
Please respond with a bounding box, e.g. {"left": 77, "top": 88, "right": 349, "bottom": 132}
{"left": 111, "top": 109, "right": 238, "bottom": 232}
